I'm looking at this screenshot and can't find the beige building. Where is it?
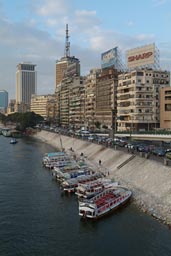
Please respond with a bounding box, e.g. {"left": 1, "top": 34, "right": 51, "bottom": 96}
{"left": 160, "top": 87, "right": 171, "bottom": 129}
{"left": 7, "top": 99, "right": 16, "bottom": 115}
{"left": 96, "top": 68, "right": 119, "bottom": 129}
{"left": 59, "top": 76, "right": 85, "bottom": 128}
{"left": 55, "top": 84, "right": 61, "bottom": 126}
{"left": 30, "top": 94, "right": 56, "bottom": 119}
{"left": 55, "top": 56, "right": 80, "bottom": 88}
{"left": 69, "top": 76, "right": 85, "bottom": 129}
{"left": 117, "top": 69, "right": 170, "bottom": 132}
{"left": 84, "top": 69, "right": 101, "bottom": 130}
{"left": 60, "top": 78, "right": 70, "bottom": 127}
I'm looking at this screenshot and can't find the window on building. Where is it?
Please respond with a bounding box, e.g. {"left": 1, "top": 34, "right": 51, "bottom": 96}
{"left": 137, "top": 72, "right": 143, "bottom": 76}
{"left": 165, "top": 104, "right": 171, "bottom": 111}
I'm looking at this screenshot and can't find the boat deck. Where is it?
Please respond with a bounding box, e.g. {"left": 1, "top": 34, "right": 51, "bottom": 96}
{"left": 95, "top": 192, "right": 120, "bottom": 208}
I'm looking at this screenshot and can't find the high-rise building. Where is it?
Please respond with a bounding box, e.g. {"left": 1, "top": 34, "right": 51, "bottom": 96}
{"left": 0, "top": 90, "right": 8, "bottom": 113}
{"left": 96, "top": 68, "right": 119, "bottom": 129}
{"left": 55, "top": 24, "right": 80, "bottom": 89}
{"left": 117, "top": 69, "right": 170, "bottom": 132}
{"left": 84, "top": 69, "right": 101, "bottom": 130}
{"left": 16, "top": 63, "right": 37, "bottom": 105}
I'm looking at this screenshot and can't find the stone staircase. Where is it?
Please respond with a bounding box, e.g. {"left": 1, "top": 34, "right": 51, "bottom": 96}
{"left": 117, "top": 154, "right": 136, "bottom": 170}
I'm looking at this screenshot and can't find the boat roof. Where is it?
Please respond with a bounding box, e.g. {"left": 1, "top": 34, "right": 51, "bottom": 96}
{"left": 46, "top": 152, "right": 66, "bottom": 157}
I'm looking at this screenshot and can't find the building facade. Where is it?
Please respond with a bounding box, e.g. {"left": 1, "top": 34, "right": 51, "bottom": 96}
{"left": 84, "top": 69, "right": 101, "bottom": 130}
{"left": 30, "top": 94, "right": 56, "bottom": 119}
{"left": 160, "top": 87, "right": 171, "bottom": 129}
{"left": 16, "top": 63, "right": 37, "bottom": 105}
{"left": 7, "top": 99, "right": 16, "bottom": 115}
{"left": 69, "top": 76, "right": 85, "bottom": 129}
{"left": 117, "top": 69, "right": 170, "bottom": 132}
{"left": 55, "top": 56, "right": 80, "bottom": 88}
{"left": 96, "top": 68, "right": 119, "bottom": 129}
{"left": 0, "top": 90, "right": 8, "bottom": 113}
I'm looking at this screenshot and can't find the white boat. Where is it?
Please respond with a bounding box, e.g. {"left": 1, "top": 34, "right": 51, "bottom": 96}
{"left": 78, "top": 186, "right": 132, "bottom": 219}
{"left": 42, "top": 152, "right": 71, "bottom": 168}
{"left": 61, "top": 172, "right": 104, "bottom": 193}
{"left": 10, "top": 138, "right": 18, "bottom": 144}
{"left": 75, "top": 179, "right": 118, "bottom": 199}
{"left": 56, "top": 167, "right": 91, "bottom": 181}
{"left": 52, "top": 164, "right": 84, "bottom": 180}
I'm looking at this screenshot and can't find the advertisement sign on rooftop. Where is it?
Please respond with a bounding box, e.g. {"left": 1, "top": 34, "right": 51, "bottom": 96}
{"left": 126, "top": 44, "right": 156, "bottom": 69}
{"left": 101, "top": 47, "right": 118, "bottom": 69}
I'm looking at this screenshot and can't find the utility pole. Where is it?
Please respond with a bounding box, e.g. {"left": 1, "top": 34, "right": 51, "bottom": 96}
{"left": 112, "top": 109, "right": 116, "bottom": 149}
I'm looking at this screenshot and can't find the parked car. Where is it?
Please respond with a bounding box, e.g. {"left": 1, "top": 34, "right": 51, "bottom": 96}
{"left": 152, "top": 147, "right": 166, "bottom": 156}
{"left": 165, "top": 152, "right": 171, "bottom": 159}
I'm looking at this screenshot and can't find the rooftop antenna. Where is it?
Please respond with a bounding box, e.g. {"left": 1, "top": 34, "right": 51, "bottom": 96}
{"left": 64, "top": 24, "right": 70, "bottom": 57}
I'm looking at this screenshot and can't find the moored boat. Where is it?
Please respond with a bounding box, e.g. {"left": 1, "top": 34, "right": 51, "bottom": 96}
{"left": 78, "top": 186, "right": 132, "bottom": 219}
{"left": 75, "top": 178, "right": 118, "bottom": 199}
{"left": 61, "top": 172, "right": 104, "bottom": 193}
{"left": 42, "top": 152, "right": 71, "bottom": 168}
{"left": 10, "top": 138, "right": 18, "bottom": 144}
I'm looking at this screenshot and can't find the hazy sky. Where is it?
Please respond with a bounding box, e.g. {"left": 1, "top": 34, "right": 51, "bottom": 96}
{"left": 1, "top": 0, "right": 171, "bottom": 100}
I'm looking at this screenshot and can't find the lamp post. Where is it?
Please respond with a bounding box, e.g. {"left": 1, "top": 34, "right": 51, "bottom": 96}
{"left": 112, "top": 109, "right": 117, "bottom": 149}
{"left": 130, "top": 115, "right": 133, "bottom": 141}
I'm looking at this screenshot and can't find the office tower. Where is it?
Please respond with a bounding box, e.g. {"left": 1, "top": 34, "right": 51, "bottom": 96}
{"left": 0, "top": 90, "right": 8, "bottom": 113}
{"left": 16, "top": 63, "right": 37, "bottom": 104}
{"left": 55, "top": 24, "right": 80, "bottom": 89}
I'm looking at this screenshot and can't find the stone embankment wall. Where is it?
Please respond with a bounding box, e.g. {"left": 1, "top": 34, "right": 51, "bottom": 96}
{"left": 34, "top": 130, "right": 171, "bottom": 225}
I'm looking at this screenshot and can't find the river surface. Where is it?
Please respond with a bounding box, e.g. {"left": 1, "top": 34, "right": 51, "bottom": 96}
{"left": 0, "top": 135, "right": 171, "bottom": 256}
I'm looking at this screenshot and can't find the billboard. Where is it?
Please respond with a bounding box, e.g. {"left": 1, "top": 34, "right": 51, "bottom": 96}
{"left": 101, "top": 47, "right": 118, "bottom": 69}
{"left": 64, "top": 62, "right": 80, "bottom": 78}
{"left": 126, "top": 44, "right": 156, "bottom": 69}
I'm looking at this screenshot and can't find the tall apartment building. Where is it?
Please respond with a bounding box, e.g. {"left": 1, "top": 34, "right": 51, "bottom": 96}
{"left": 96, "top": 68, "right": 119, "bottom": 129}
{"left": 58, "top": 76, "right": 86, "bottom": 128}
{"left": 16, "top": 63, "right": 37, "bottom": 105}
{"left": 84, "top": 69, "right": 101, "bottom": 130}
{"left": 69, "top": 76, "right": 85, "bottom": 129}
{"left": 60, "top": 78, "right": 70, "bottom": 127}
{"left": 55, "top": 84, "right": 61, "bottom": 126}
{"left": 160, "top": 87, "right": 171, "bottom": 129}
{"left": 0, "top": 90, "right": 8, "bottom": 113}
{"left": 55, "top": 25, "right": 80, "bottom": 88}
{"left": 117, "top": 69, "right": 170, "bottom": 132}
{"left": 30, "top": 94, "right": 56, "bottom": 119}
{"left": 56, "top": 56, "right": 80, "bottom": 88}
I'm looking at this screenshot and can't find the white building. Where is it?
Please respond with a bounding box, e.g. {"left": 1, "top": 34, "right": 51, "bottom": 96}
{"left": 16, "top": 63, "right": 37, "bottom": 105}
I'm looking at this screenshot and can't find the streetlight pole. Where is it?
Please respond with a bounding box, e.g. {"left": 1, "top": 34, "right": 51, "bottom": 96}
{"left": 112, "top": 109, "right": 116, "bottom": 149}
{"left": 130, "top": 115, "right": 133, "bottom": 141}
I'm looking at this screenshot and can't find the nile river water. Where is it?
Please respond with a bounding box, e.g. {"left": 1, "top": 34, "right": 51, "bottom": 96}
{"left": 0, "top": 135, "right": 171, "bottom": 256}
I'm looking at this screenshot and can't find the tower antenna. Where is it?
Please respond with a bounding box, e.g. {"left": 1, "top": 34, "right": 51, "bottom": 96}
{"left": 64, "top": 24, "right": 70, "bottom": 57}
